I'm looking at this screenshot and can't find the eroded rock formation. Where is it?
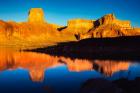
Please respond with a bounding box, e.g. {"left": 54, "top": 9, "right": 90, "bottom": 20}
{"left": 0, "top": 8, "right": 75, "bottom": 49}
{"left": 0, "top": 8, "right": 140, "bottom": 49}
{"left": 78, "top": 14, "right": 140, "bottom": 39}
{"left": 94, "top": 14, "right": 131, "bottom": 29}
{"left": 66, "top": 19, "right": 94, "bottom": 34}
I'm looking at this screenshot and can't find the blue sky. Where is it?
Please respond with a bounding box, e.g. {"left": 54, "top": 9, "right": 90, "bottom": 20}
{"left": 0, "top": 0, "right": 140, "bottom": 27}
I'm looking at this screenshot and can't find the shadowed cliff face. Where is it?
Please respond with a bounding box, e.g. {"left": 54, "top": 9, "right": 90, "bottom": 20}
{"left": 0, "top": 8, "right": 140, "bottom": 49}
{"left": 0, "top": 49, "right": 132, "bottom": 82}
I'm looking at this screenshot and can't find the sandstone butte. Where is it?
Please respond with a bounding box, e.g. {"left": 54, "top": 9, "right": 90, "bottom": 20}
{"left": 0, "top": 8, "right": 140, "bottom": 49}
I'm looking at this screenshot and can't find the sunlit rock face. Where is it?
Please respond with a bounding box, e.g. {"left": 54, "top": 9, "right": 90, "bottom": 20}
{"left": 95, "top": 14, "right": 131, "bottom": 29}
{"left": 28, "top": 8, "right": 45, "bottom": 23}
{"left": 79, "top": 14, "right": 139, "bottom": 39}
{"left": 88, "top": 24, "right": 140, "bottom": 38}
{"left": 63, "top": 14, "right": 132, "bottom": 37}
{"left": 66, "top": 19, "right": 94, "bottom": 34}
{"left": 61, "top": 13, "right": 139, "bottom": 40}
{"left": 0, "top": 8, "right": 140, "bottom": 48}
{"left": 0, "top": 8, "right": 72, "bottom": 49}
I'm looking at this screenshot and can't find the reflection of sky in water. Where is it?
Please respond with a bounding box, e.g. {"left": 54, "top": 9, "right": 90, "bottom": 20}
{"left": 0, "top": 63, "right": 140, "bottom": 93}
{"left": 106, "top": 62, "right": 140, "bottom": 81}
{"left": 0, "top": 66, "right": 102, "bottom": 93}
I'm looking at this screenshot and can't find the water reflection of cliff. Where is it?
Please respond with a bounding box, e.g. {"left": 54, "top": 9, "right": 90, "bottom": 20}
{"left": 93, "top": 60, "right": 131, "bottom": 77}
{"left": 0, "top": 50, "right": 131, "bottom": 82}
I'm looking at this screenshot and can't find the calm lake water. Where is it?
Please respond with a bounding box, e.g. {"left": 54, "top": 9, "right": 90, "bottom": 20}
{"left": 0, "top": 49, "right": 140, "bottom": 93}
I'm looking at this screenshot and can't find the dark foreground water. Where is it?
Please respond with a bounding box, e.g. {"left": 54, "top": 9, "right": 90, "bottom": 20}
{"left": 0, "top": 49, "right": 140, "bottom": 93}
